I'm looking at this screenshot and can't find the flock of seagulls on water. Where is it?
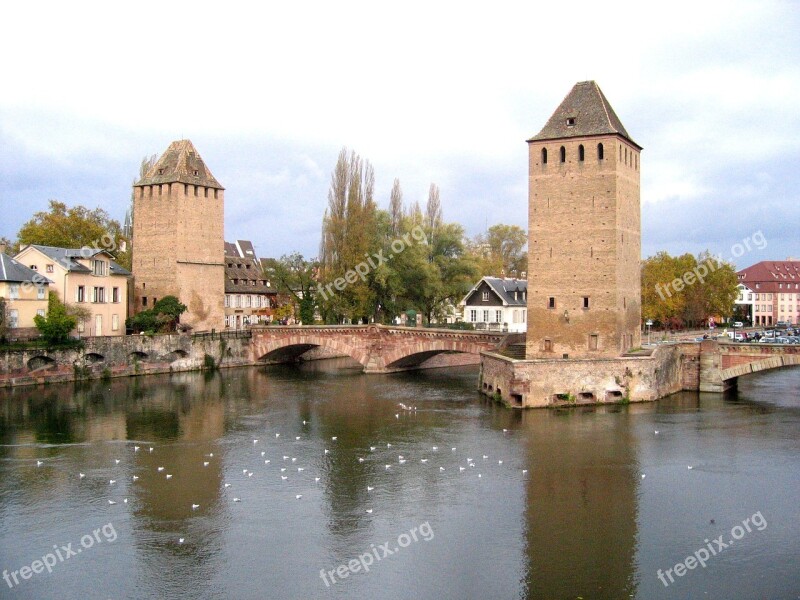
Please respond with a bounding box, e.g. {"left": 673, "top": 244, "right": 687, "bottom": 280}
{"left": 30, "top": 405, "right": 696, "bottom": 546}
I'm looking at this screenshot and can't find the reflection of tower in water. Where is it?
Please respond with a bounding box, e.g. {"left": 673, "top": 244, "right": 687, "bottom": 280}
{"left": 520, "top": 407, "right": 640, "bottom": 598}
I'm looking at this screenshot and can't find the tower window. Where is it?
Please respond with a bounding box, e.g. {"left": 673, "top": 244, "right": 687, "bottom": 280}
{"left": 541, "top": 148, "right": 547, "bottom": 164}
{"left": 560, "top": 146, "right": 566, "bottom": 163}
{"left": 548, "top": 297, "right": 556, "bottom": 309}
{"left": 589, "top": 334, "right": 598, "bottom": 351}
{"left": 566, "top": 117, "right": 575, "bottom": 126}
{"left": 578, "top": 144, "right": 585, "bottom": 161}
{"left": 583, "top": 296, "right": 590, "bottom": 309}
{"left": 597, "top": 143, "right": 604, "bottom": 160}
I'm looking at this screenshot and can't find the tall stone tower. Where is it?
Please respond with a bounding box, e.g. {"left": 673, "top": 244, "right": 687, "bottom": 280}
{"left": 526, "top": 81, "right": 641, "bottom": 359}
{"left": 132, "top": 140, "right": 225, "bottom": 331}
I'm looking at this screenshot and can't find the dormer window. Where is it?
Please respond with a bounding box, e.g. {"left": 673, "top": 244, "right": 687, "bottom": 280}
{"left": 482, "top": 291, "right": 489, "bottom": 301}
{"left": 158, "top": 168, "right": 164, "bottom": 175}
{"left": 566, "top": 117, "right": 576, "bottom": 126}
{"left": 193, "top": 170, "right": 199, "bottom": 176}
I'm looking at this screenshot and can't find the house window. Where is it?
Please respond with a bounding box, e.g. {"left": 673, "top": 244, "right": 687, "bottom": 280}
{"left": 142, "top": 296, "right": 148, "bottom": 307}
{"left": 598, "top": 143, "right": 604, "bottom": 160}
{"left": 9, "top": 309, "right": 18, "bottom": 328}
{"left": 583, "top": 296, "right": 590, "bottom": 309}
{"left": 93, "top": 260, "right": 106, "bottom": 276}
{"left": 37, "top": 286, "right": 46, "bottom": 300}
{"left": 112, "top": 287, "right": 120, "bottom": 303}
{"left": 112, "top": 314, "right": 119, "bottom": 331}
{"left": 224, "top": 295, "right": 230, "bottom": 308}
{"left": 9, "top": 284, "right": 19, "bottom": 299}
{"left": 589, "top": 334, "right": 599, "bottom": 351}
{"left": 548, "top": 297, "right": 555, "bottom": 309}
{"left": 495, "top": 310, "right": 502, "bottom": 323}
{"left": 482, "top": 291, "right": 489, "bottom": 301}
{"left": 46, "top": 264, "right": 54, "bottom": 273}
{"left": 470, "top": 309, "right": 477, "bottom": 322}
{"left": 93, "top": 287, "right": 105, "bottom": 303}
{"left": 37, "top": 309, "right": 46, "bottom": 318}
{"left": 578, "top": 144, "right": 585, "bottom": 161}
{"left": 76, "top": 286, "right": 85, "bottom": 303}
{"left": 483, "top": 310, "right": 489, "bottom": 323}
{"left": 566, "top": 117, "right": 575, "bottom": 126}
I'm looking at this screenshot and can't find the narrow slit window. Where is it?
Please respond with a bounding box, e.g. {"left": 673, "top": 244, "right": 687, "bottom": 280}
{"left": 578, "top": 144, "right": 585, "bottom": 161}
{"left": 541, "top": 148, "right": 547, "bottom": 164}
{"left": 560, "top": 146, "right": 566, "bottom": 163}
{"left": 597, "top": 143, "right": 604, "bottom": 160}
{"left": 548, "top": 297, "right": 556, "bottom": 309}
{"left": 583, "top": 296, "right": 590, "bottom": 309}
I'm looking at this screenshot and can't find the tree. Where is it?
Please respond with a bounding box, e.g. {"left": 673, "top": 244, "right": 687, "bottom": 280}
{"left": 33, "top": 292, "right": 77, "bottom": 344}
{"left": 469, "top": 224, "right": 528, "bottom": 277}
{"left": 318, "top": 148, "right": 378, "bottom": 323}
{"left": 641, "top": 251, "right": 738, "bottom": 328}
{"left": 126, "top": 295, "right": 186, "bottom": 333}
{"left": 17, "top": 200, "right": 130, "bottom": 269}
{"left": 263, "top": 253, "right": 319, "bottom": 324}
{"left": 0, "top": 297, "right": 9, "bottom": 342}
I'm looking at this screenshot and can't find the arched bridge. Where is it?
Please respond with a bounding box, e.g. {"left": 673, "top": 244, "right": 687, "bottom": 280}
{"left": 719, "top": 343, "right": 800, "bottom": 382}
{"left": 249, "top": 325, "right": 520, "bottom": 373}
{"left": 698, "top": 340, "right": 800, "bottom": 392}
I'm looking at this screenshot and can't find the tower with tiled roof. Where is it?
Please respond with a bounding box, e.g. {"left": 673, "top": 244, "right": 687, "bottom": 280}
{"left": 526, "top": 81, "right": 641, "bottom": 359}
{"left": 132, "top": 140, "right": 225, "bottom": 331}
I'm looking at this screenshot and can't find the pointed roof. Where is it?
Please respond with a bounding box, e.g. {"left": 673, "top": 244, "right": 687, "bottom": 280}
{"left": 528, "top": 81, "right": 640, "bottom": 149}
{"left": 135, "top": 139, "right": 223, "bottom": 189}
{"left": 0, "top": 253, "right": 53, "bottom": 284}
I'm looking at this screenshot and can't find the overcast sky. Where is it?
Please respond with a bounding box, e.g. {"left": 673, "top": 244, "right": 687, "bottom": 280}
{"left": 1, "top": 1, "right": 797, "bottom": 269}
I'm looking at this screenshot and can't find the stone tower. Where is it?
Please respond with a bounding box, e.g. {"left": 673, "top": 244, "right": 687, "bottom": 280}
{"left": 132, "top": 140, "right": 225, "bottom": 331}
{"left": 526, "top": 81, "right": 641, "bottom": 359}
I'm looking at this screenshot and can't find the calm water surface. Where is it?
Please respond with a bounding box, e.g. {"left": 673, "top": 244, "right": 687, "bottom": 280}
{"left": 0, "top": 360, "right": 798, "bottom": 600}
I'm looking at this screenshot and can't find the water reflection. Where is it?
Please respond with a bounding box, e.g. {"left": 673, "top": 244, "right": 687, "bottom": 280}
{"left": 0, "top": 364, "right": 797, "bottom": 599}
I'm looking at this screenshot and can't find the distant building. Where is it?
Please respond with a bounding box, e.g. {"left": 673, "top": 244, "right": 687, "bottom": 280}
{"left": 734, "top": 282, "right": 755, "bottom": 324}
{"left": 14, "top": 245, "right": 130, "bottom": 336}
{"left": 460, "top": 277, "right": 527, "bottom": 333}
{"left": 132, "top": 140, "right": 225, "bottom": 332}
{"left": 224, "top": 240, "right": 277, "bottom": 328}
{"left": 737, "top": 259, "right": 800, "bottom": 326}
{"left": 526, "top": 81, "right": 641, "bottom": 358}
{"left": 0, "top": 253, "right": 52, "bottom": 339}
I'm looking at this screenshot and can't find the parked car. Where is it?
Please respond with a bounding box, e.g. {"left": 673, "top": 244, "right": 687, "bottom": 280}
{"left": 775, "top": 320, "right": 790, "bottom": 329}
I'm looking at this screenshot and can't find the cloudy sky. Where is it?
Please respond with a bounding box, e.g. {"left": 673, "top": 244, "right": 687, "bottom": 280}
{"left": 1, "top": 1, "right": 797, "bottom": 268}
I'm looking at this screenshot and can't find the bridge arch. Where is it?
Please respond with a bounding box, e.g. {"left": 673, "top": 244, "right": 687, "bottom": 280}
{"left": 252, "top": 334, "right": 367, "bottom": 369}
{"left": 381, "top": 337, "right": 490, "bottom": 371}
{"left": 720, "top": 354, "right": 800, "bottom": 382}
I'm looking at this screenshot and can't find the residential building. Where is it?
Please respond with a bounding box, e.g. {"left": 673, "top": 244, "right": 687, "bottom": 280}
{"left": 132, "top": 140, "right": 225, "bottom": 332}
{"left": 461, "top": 276, "right": 527, "bottom": 332}
{"left": 14, "top": 245, "right": 130, "bottom": 336}
{"left": 734, "top": 282, "right": 755, "bottom": 324}
{"left": 0, "top": 253, "right": 52, "bottom": 339}
{"left": 737, "top": 259, "right": 800, "bottom": 326}
{"left": 526, "top": 81, "right": 641, "bottom": 358}
{"left": 224, "top": 240, "right": 277, "bottom": 329}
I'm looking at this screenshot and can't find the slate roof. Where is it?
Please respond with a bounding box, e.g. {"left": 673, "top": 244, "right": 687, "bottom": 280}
{"left": 0, "top": 253, "right": 53, "bottom": 284}
{"left": 737, "top": 260, "right": 800, "bottom": 293}
{"left": 135, "top": 139, "right": 224, "bottom": 189}
{"left": 26, "top": 245, "right": 131, "bottom": 277}
{"left": 528, "top": 81, "right": 640, "bottom": 148}
{"left": 225, "top": 255, "right": 276, "bottom": 294}
{"left": 463, "top": 276, "right": 527, "bottom": 306}
{"left": 225, "top": 240, "right": 257, "bottom": 259}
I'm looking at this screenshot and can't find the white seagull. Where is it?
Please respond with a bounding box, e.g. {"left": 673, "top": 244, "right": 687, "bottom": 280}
{"left": 108, "top": 500, "right": 117, "bottom": 505}
{"left": 191, "top": 504, "right": 200, "bottom": 510}
{"left": 166, "top": 474, "right": 173, "bottom": 479}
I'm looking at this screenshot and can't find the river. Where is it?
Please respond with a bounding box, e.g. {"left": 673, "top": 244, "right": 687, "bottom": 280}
{"left": 1, "top": 359, "right": 798, "bottom": 599}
